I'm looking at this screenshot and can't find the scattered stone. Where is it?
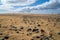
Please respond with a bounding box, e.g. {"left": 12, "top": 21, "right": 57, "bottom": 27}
{"left": 21, "top": 39, "right": 24, "bottom": 40}
{"left": 40, "top": 38, "right": 43, "bottom": 40}
{"left": 9, "top": 25, "right": 17, "bottom": 31}
{"left": 31, "top": 38, "right": 34, "bottom": 40}
{"left": 34, "top": 26, "right": 37, "bottom": 28}
{"left": 27, "top": 28, "right": 32, "bottom": 32}
{"left": 2, "top": 39, "right": 4, "bottom": 40}
{"left": 40, "top": 34, "right": 44, "bottom": 39}
{"left": 20, "top": 26, "right": 24, "bottom": 30}
{"left": 36, "top": 36, "right": 40, "bottom": 38}
{"left": 16, "top": 31, "right": 19, "bottom": 33}
{"left": 40, "top": 29, "right": 45, "bottom": 33}
{"left": 57, "top": 32, "right": 60, "bottom": 35}
{"left": 49, "top": 33, "right": 53, "bottom": 38}
{"left": 0, "top": 15, "right": 59, "bottom": 40}
{"left": 0, "top": 37, "right": 4, "bottom": 40}
{"left": 9, "top": 27, "right": 17, "bottom": 31}
{"left": 0, "top": 32, "right": 3, "bottom": 35}
{"left": 32, "top": 28, "right": 39, "bottom": 33}
{"left": 44, "top": 36, "right": 49, "bottom": 40}
{"left": 4, "top": 35, "right": 9, "bottom": 39}
{"left": 27, "top": 32, "right": 32, "bottom": 36}
{"left": 37, "top": 24, "right": 41, "bottom": 27}
{"left": 19, "top": 26, "right": 24, "bottom": 31}
{"left": 11, "top": 26, "right": 17, "bottom": 29}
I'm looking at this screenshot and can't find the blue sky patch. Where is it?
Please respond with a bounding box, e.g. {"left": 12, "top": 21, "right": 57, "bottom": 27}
{"left": 29, "top": 0, "right": 49, "bottom": 6}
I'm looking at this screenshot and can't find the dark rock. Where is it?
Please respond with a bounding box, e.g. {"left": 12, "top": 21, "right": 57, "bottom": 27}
{"left": 4, "top": 35, "right": 9, "bottom": 39}
{"left": 57, "top": 32, "right": 60, "bottom": 35}
{"left": 40, "top": 29, "right": 45, "bottom": 33}
{"left": 44, "top": 36, "right": 49, "bottom": 40}
{"left": 32, "top": 28, "right": 39, "bottom": 33}
{"left": 11, "top": 26, "right": 17, "bottom": 29}
{"left": 9, "top": 25, "right": 17, "bottom": 31}
{"left": 16, "top": 31, "right": 19, "bottom": 33}
{"left": 40, "top": 34, "right": 44, "bottom": 38}
{"left": 9, "top": 28, "right": 17, "bottom": 31}
{"left": 31, "top": 38, "right": 34, "bottom": 40}
{"left": 1, "top": 38, "right": 4, "bottom": 40}
{"left": 40, "top": 38, "right": 43, "bottom": 40}
{"left": 27, "top": 32, "right": 32, "bottom": 36}
{"left": 34, "top": 26, "right": 37, "bottom": 28}
{"left": 20, "top": 26, "right": 24, "bottom": 30}
{"left": 27, "top": 28, "right": 32, "bottom": 32}
{"left": 49, "top": 33, "right": 52, "bottom": 38}
{"left": 36, "top": 36, "right": 40, "bottom": 38}
{"left": 0, "top": 32, "right": 3, "bottom": 35}
{"left": 37, "top": 24, "right": 41, "bottom": 27}
{"left": 21, "top": 39, "right": 24, "bottom": 40}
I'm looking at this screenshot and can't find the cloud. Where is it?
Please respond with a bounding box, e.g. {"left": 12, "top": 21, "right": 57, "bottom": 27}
{"left": 0, "top": 0, "right": 37, "bottom": 12}
{"left": 21, "top": 0, "right": 60, "bottom": 9}
{"left": 19, "top": 0, "right": 60, "bottom": 13}
{"left": 0, "top": 0, "right": 60, "bottom": 14}
{"left": 1, "top": 0, "right": 37, "bottom": 6}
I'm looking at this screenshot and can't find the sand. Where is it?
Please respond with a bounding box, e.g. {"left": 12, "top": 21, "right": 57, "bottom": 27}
{"left": 0, "top": 14, "right": 60, "bottom": 40}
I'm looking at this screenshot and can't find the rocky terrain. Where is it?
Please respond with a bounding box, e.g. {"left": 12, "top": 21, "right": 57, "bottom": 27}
{"left": 0, "top": 14, "right": 60, "bottom": 40}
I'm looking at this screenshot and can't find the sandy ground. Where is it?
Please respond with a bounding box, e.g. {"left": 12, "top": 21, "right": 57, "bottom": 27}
{"left": 0, "top": 14, "right": 60, "bottom": 40}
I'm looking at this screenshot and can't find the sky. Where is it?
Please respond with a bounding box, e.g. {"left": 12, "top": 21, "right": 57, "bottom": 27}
{"left": 0, "top": 0, "right": 60, "bottom": 14}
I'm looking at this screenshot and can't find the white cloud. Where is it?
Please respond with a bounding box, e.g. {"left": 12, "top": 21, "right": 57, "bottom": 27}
{"left": 23, "top": 0, "right": 60, "bottom": 9}
{"left": 0, "top": 0, "right": 37, "bottom": 12}
{"left": 1, "top": 0, "right": 37, "bottom": 6}
{"left": 18, "top": 0, "right": 60, "bottom": 14}
{"left": 0, "top": 0, "right": 60, "bottom": 14}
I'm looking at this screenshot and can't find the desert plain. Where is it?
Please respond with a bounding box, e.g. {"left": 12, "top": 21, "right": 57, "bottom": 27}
{"left": 0, "top": 14, "right": 60, "bottom": 40}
